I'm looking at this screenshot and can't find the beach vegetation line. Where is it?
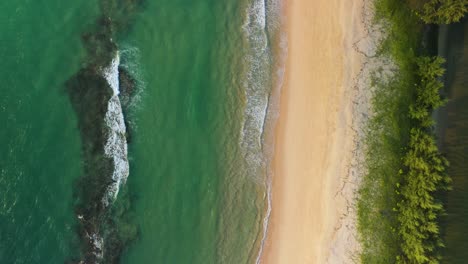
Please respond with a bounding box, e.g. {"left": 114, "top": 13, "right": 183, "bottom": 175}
{"left": 358, "top": 1, "right": 422, "bottom": 262}
{"left": 395, "top": 56, "right": 450, "bottom": 264}
{"left": 357, "top": 0, "right": 453, "bottom": 263}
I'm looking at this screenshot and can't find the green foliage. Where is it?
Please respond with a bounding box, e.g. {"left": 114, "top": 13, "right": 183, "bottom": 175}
{"left": 358, "top": 0, "right": 423, "bottom": 263}
{"left": 409, "top": 57, "right": 447, "bottom": 127}
{"left": 396, "top": 57, "right": 450, "bottom": 264}
{"left": 416, "top": 0, "right": 468, "bottom": 24}
{"left": 357, "top": 1, "right": 451, "bottom": 263}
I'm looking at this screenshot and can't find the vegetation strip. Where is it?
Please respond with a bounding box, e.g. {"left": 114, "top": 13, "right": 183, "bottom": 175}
{"left": 357, "top": 0, "right": 467, "bottom": 263}
{"left": 396, "top": 56, "right": 450, "bottom": 263}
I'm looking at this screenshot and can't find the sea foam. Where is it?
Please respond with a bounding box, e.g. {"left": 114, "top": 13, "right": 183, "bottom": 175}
{"left": 241, "top": 0, "right": 272, "bottom": 263}
{"left": 241, "top": 0, "right": 270, "bottom": 182}
{"left": 101, "top": 52, "right": 130, "bottom": 207}
{"left": 241, "top": 0, "right": 286, "bottom": 263}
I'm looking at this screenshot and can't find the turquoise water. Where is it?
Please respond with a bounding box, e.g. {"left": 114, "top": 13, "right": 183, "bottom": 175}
{"left": 121, "top": 0, "right": 282, "bottom": 262}
{"left": 0, "top": 0, "right": 282, "bottom": 263}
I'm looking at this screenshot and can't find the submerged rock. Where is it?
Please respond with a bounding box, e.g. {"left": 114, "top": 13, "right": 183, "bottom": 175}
{"left": 65, "top": 0, "right": 144, "bottom": 262}
{"left": 117, "top": 66, "right": 137, "bottom": 110}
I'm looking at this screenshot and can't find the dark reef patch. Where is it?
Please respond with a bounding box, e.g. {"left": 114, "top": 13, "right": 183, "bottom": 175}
{"left": 118, "top": 66, "right": 137, "bottom": 143}
{"left": 118, "top": 66, "right": 137, "bottom": 110}
{"left": 66, "top": 68, "right": 115, "bottom": 263}
{"left": 81, "top": 17, "right": 117, "bottom": 69}
{"left": 64, "top": 0, "right": 144, "bottom": 263}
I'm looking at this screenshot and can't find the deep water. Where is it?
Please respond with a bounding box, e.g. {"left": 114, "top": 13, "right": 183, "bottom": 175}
{"left": 0, "top": 1, "right": 99, "bottom": 262}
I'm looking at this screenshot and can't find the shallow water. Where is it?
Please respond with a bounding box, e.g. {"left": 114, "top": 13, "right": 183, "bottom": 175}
{"left": 120, "top": 0, "right": 282, "bottom": 262}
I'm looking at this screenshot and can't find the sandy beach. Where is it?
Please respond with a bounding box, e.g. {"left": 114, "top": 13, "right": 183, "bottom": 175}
{"left": 261, "top": 0, "right": 367, "bottom": 263}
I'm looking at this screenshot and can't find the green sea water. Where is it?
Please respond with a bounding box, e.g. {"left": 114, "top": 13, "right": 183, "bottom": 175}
{"left": 1, "top": 0, "right": 282, "bottom": 263}
{"left": 0, "top": 1, "right": 99, "bottom": 262}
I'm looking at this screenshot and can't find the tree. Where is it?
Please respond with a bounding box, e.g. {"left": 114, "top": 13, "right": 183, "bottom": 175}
{"left": 418, "top": 0, "right": 468, "bottom": 24}
{"left": 395, "top": 56, "right": 450, "bottom": 263}
{"left": 409, "top": 57, "right": 447, "bottom": 127}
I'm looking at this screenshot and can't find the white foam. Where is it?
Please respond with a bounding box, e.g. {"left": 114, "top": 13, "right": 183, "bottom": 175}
{"left": 101, "top": 52, "right": 130, "bottom": 206}
{"left": 103, "top": 53, "right": 121, "bottom": 95}
{"left": 240, "top": 0, "right": 271, "bottom": 183}
{"left": 240, "top": 0, "right": 287, "bottom": 263}
{"left": 243, "top": 0, "right": 266, "bottom": 33}
{"left": 90, "top": 233, "right": 104, "bottom": 259}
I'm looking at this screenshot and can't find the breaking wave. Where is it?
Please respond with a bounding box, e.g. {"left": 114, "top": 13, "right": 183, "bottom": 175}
{"left": 241, "top": 0, "right": 271, "bottom": 182}
{"left": 101, "top": 52, "right": 130, "bottom": 206}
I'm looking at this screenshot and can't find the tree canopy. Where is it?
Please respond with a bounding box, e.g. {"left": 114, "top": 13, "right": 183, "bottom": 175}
{"left": 396, "top": 56, "right": 451, "bottom": 264}
{"left": 416, "top": 0, "right": 468, "bottom": 24}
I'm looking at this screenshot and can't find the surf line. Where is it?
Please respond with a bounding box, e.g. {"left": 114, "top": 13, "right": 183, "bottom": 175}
{"left": 241, "top": 0, "right": 275, "bottom": 263}
{"left": 244, "top": 0, "right": 286, "bottom": 262}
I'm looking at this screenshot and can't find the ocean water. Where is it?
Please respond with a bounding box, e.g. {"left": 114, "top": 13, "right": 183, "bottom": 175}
{"left": 0, "top": 1, "right": 99, "bottom": 262}
{"left": 0, "top": 0, "right": 283, "bottom": 263}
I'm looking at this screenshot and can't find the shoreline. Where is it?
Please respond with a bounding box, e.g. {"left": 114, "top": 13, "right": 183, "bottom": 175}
{"left": 260, "top": 0, "right": 368, "bottom": 262}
